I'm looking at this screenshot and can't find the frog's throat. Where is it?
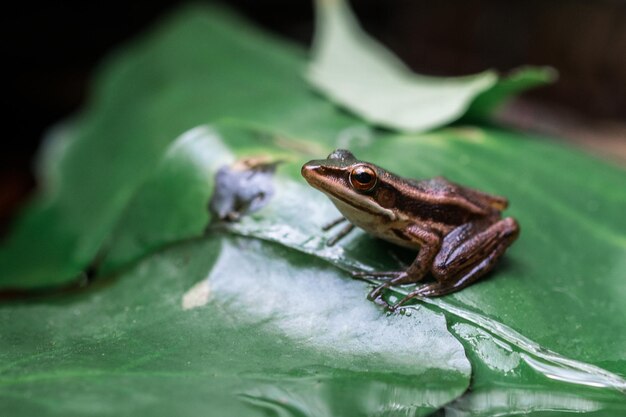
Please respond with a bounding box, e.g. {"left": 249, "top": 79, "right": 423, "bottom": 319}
{"left": 325, "top": 192, "right": 397, "bottom": 222}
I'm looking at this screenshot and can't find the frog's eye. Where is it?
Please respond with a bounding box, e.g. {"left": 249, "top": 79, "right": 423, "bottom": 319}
{"left": 349, "top": 165, "right": 377, "bottom": 192}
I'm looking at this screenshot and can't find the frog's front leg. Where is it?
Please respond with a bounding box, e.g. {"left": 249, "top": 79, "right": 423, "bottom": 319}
{"left": 392, "top": 217, "right": 519, "bottom": 309}
{"left": 365, "top": 225, "right": 441, "bottom": 302}
{"left": 322, "top": 216, "right": 347, "bottom": 231}
{"left": 322, "top": 217, "right": 356, "bottom": 246}
{"left": 326, "top": 223, "right": 355, "bottom": 246}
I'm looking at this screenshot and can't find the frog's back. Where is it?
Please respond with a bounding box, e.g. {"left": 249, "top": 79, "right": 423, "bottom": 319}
{"left": 412, "top": 176, "right": 508, "bottom": 212}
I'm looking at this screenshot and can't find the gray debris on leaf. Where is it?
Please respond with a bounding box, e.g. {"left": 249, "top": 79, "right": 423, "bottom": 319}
{"left": 209, "top": 156, "right": 281, "bottom": 222}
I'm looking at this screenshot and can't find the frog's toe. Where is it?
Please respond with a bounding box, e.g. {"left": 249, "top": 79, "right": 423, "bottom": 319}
{"left": 351, "top": 270, "right": 403, "bottom": 279}
{"left": 367, "top": 289, "right": 398, "bottom": 311}
{"left": 386, "top": 303, "right": 401, "bottom": 313}
{"left": 415, "top": 285, "right": 445, "bottom": 297}
{"left": 372, "top": 296, "right": 393, "bottom": 310}
{"left": 367, "top": 281, "right": 391, "bottom": 300}
{"left": 406, "top": 282, "right": 451, "bottom": 298}
{"left": 390, "top": 285, "right": 434, "bottom": 308}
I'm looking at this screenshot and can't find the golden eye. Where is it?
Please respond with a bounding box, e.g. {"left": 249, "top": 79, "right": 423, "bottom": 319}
{"left": 349, "top": 165, "right": 377, "bottom": 192}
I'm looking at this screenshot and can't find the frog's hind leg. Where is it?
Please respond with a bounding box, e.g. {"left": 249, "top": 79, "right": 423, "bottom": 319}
{"left": 392, "top": 217, "right": 519, "bottom": 308}
{"left": 433, "top": 218, "right": 519, "bottom": 280}
{"left": 363, "top": 226, "right": 442, "bottom": 303}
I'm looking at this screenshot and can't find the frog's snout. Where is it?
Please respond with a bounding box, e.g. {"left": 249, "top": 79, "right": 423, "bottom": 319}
{"left": 301, "top": 162, "right": 321, "bottom": 181}
{"left": 302, "top": 162, "right": 331, "bottom": 191}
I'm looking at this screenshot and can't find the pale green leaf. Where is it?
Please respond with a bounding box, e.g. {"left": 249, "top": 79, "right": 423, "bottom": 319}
{"left": 308, "top": 0, "right": 553, "bottom": 132}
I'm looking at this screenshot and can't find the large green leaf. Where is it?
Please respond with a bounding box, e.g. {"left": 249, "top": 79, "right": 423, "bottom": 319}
{"left": 0, "top": 236, "right": 470, "bottom": 416}
{"left": 0, "top": 4, "right": 353, "bottom": 290}
{"left": 308, "top": 0, "right": 554, "bottom": 132}
{"left": 95, "top": 126, "right": 233, "bottom": 274}
{"left": 84, "top": 120, "right": 626, "bottom": 413}
{"left": 444, "top": 322, "right": 626, "bottom": 416}
{"left": 224, "top": 127, "right": 626, "bottom": 412}
{"left": 1, "top": 2, "right": 625, "bottom": 415}
{"left": 0, "top": 123, "right": 472, "bottom": 414}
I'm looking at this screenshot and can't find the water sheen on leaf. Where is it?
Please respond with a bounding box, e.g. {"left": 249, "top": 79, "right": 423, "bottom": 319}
{"left": 0, "top": 237, "right": 470, "bottom": 417}
{"left": 444, "top": 322, "right": 626, "bottom": 416}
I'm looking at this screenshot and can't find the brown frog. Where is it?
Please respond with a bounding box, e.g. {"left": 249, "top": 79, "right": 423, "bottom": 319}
{"left": 301, "top": 149, "right": 519, "bottom": 309}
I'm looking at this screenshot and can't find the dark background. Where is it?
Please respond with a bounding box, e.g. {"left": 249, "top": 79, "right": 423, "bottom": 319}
{"left": 2, "top": 0, "right": 625, "bottom": 232}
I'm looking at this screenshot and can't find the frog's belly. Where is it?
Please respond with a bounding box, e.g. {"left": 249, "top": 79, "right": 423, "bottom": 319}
{"left": 330, "top": 198, "right": 421, "bottom": 250}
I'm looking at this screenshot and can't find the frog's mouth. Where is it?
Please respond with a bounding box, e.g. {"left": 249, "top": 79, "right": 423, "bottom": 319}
{"left": 301, "top": 162, "right": 396, "bottom": 221}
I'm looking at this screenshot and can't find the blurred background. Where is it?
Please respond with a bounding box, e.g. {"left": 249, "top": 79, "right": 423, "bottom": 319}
{"left": 2, "top": 0, "right": 625, "bottom": 234}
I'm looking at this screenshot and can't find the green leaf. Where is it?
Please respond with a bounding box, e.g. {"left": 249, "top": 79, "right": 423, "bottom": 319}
{"left": 88, "top": 120, "right": 626, "bottom": 413}
{"left": 96, "top": 124, "right": 307, "bottom": 275}
{"left": 464, "top": 66, "right": 558, "bottom": 120}
{"left": 445, "top": 322, "right": 626, "bottom": 416}
{"left": 0, "top": 4, "right": 353, "bottom": 290}
{"left": 308, "top": 0, "right": 554, "bottom": 132}
{"left": 1, "top": 2, "right": 625, "bottom": 415}
{"left": 225, "top": 127, "right": 626, "bottom": 409}
{"left": 0, "top": 236, "right": 470, "bottom": 416}
{"left": 95, "top": 126, "right": 233, "bottom": 274}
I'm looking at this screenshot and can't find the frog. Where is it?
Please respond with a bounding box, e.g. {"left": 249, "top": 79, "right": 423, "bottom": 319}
{"left": 301, "top": 149, "right": 520, "bottom": 310}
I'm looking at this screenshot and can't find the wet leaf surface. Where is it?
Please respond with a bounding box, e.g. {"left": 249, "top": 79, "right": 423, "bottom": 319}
{"left": 0, "top": 237, "right": 470, "bottom": 417}
{"left": 444, "top": 322, "right": 626, "bottom": 416}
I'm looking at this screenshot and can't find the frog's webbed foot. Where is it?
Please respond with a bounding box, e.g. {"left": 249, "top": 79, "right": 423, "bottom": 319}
{"left": 358, "top": 271, "right": 417, "bottom": 303}
{"left": 352, "top": 270, "right": 406, "bottom": 301}
{"left": 367, "top": 282, "right": 392, "bottom": 305}
{"left": 389, "top": 282, "right": 449, "bottom": 310}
